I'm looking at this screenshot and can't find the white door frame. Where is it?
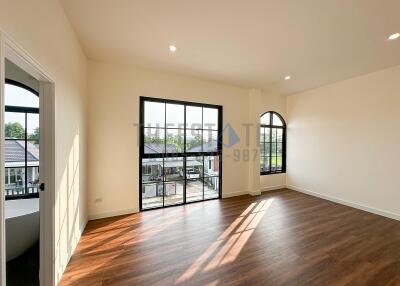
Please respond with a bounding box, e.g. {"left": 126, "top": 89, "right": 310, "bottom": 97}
{"left": 0, "top": 31, "right": 56, "bottom": 286}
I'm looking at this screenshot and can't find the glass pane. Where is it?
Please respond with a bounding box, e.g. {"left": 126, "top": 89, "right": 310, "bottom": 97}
{"left": 142, "top": 183, "right": 163, "bottom": 209}
{"left": 27, "top": 113, "right": 39, "bottom": 145}
{"left": 272, "top": 113, "right": 284, "bottom": 126}
{"left": 166, "top": 103, "right": 184, "bottom": 128}
{"left": 271, "top": 156, "right": 277, "bottom": 171}
{"left": 265, "top": 143, "right": 271, "bottom": 156}
{"left": 204, "top": 156, "right": 219, "bottom": 176}
{"left": 166, "top": 129, "right": 184, "bottom": 153}
{"left": 261, "top": 157, "right": 270, "bottom": 172}
{"left": 186, "top": 106, "right": 202, "bottom": 129}
{"left": 203, "top": 108, "right": 218, "bottom": 130}
{"left": 271, "top": 128, "right": 277, "bottom": 142}
{"left": 164, "top": 181, "right": 184, "bottom": 206}
{"left": 4, "top": 167, "right": 26, "bottom": 197}
{"left": 260, "top": 112, "right": 270, "bottom": 125}
{"left": 27, "top": 140, "right": 39, "bottom": 165}
{"left": 260, "top": 156, "right": 264, "bottom": 172}
{"left": 186, "top": 157, "right": 203, "bottom": 179}
{"left": 277, "top": 143, "right": 283, "bottom": 157}
{"left": 265, "top": 128, "right": 271, "bottom": 142}
{"left": 260, "top": 142, "right": 265, "bottom": 156}
{"left": 142, "top": 158, "right": 163, "bottom": 183}
{"left": 144, "top": 128, "right": 165, "bottom": 154}
{"left": 272, "top": 143, "right": 277, "bottom": 155}
{"left": 164, "top": 157, "right": 183, "bottom": 181}
{"left": 5, "top": 83, "right": 39, "bottom": 108}
{"left": 27, "top": 166, "right": 40, "bottom": 194}
{"left": 203, "top": 130, "right": 218, "bottom": 152}
{"left": 5, "top": 139, "right": 25, "bottom": 164}
{"left": 5, "top": 112, "right": 25, "bottom": 139}
{"left": 264, "top": 157, "right": 270, "bottom": 171}
{"left": 144, "top": 101, "right": 165, "bottom": 128}
{"left": 186, "top": 129, "right": 202, "bottom": 152}
{"left": 277, "top": 129, "right": 283, "bottom": 142}
{"left": 276, "top": 156, "right": 283, "bottom": 170}
{"left": 260, "top": 128, "right": 265, "bottom": 144}
{"left": 186, "top": 180, "right": 203, "bottom": 202}
{"left": 204, "top": 177, "right": 219, "bottom": 199}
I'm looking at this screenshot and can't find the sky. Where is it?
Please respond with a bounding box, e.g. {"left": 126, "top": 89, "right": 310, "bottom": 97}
{"left": 5, "top": 84, "right": 39, "bottom": 134}
{"left": 144, "top": 101, "right": 218, "bottom": 130}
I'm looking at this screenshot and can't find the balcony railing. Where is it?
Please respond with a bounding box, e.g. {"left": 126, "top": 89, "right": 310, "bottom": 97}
{"left": 5, "top": 184, "right": 39, "bottom": 199}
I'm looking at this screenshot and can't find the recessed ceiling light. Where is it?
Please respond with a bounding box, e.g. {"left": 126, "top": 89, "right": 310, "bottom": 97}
{"left": 169, "top": 45, "right": 177, "bottom": 52}
{"left": 388, "top": 33, "right": 400, "bottom": 40}
{"left": 284, "top": 75, "right": 291, "bottom": 80}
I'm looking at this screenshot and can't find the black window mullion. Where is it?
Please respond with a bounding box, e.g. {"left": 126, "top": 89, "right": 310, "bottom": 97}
{"left": 162, "top": 158, "right": 165, "bottom": 207}
{"left": 183, "top": 105, "right": 187, "bottom": 204}
{"left": 163, "top": 103, "right": 166, "bottom": 207}
{"left": 25, "top": 112, "right": 28, "bottom": 196}
{"left": 283, "top": 126, "right": 286, "bottom": 172}
{"left": 202, "top": 156, "right": 205, "bottom": 201}
{"left": 269, "top": 127, "right": 272, "bottom": 173}
{"left": 270, "top": 112, "right": 273, "bottom": 173}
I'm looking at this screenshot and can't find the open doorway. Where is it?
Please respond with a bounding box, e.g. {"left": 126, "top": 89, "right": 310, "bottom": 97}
{"left": 1, "top": 33, "right": 56, "bottom": 286}
{"left": 4, "top": 60, "right": 40, "bottom": 285}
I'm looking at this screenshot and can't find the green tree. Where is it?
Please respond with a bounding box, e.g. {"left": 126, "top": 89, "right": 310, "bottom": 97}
{"left": 5, "top": 122, "right": 25, "bottom": 139}
{"left": 186, "top": 134, "right": 202, "bottom": 151}
{"left": 28, "top": 127, "right": 40, "bottom": 145}
{"left": 166, "top": 134, "right": 184, "bottom": 152}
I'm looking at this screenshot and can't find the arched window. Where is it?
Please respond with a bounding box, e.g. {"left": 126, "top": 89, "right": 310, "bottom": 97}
{"left": 4, "top": 79, "right": 40, "bottom": 199}
{"left": 260, "top": 111, "right": 286, "bottom": 175}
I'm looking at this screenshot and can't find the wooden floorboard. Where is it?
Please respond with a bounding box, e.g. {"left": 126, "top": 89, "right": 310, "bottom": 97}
{"left": 60, "top": 189, "right": 400, "bottom": 286}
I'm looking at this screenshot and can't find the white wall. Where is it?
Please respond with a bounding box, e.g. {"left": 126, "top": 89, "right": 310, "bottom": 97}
{"left": 0, "top": 0, "right": 88, "bottom": 283}
{"left": 87, "top": 61, "right": 252, "bottom": 218}
{"left": 5, "top": 59, "right": 39, "bottom": 92}
{"left": 287, "top": 65, "right": 400, "bottom": 219}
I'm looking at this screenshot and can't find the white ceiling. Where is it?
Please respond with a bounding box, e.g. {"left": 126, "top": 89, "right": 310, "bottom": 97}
{"left": 60, "top": 0, "right": 400, "bottom": 95}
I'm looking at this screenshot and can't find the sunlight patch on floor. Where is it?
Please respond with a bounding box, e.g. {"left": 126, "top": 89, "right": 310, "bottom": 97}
{"left": 176, "top": 198, "right": 273, "bottom": 284}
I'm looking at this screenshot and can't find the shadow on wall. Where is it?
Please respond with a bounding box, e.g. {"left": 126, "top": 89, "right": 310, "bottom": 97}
{"left": 55, "top": 130, "right": 82, "bottom": 280}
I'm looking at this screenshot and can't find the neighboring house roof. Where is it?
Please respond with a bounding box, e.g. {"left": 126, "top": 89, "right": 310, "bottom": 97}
{"left": 187, "top": 140, "right": 218, "bottom": 153}
{"left": 5, "top": 140, "right": 39, "bottom": 163}
{"left": 144, "top": 141, "right": 218, "bottom": 154}
{"left": 145, "top": 143, "right": 177, "bottom": 154}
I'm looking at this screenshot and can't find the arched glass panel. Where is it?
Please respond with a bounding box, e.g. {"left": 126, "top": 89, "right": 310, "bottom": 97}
{"left": 260, "top": 112, "right": 270, "bottom": 125}
{"left": 272, "top": 113, "right": 283, "bottom": 126}
{"left": 5, "top": 83, "right": 39, "bottom": 108}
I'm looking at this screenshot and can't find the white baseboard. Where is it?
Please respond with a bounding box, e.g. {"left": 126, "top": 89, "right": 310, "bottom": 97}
{"left": 222, "top": 186, "right": 285, "bottom": 199}
{"left": 261, "top": 185, "right": 286, "bottom": 192}
{"left": 222, "top": 190, "right": 248, "bottom": 198}
{"left": 287, "top": 185, "right": 400, "bottom": 221}
{"left": 88, "top": 208, "right": 138, "bottom": 221}
{"left": 248, "top": 190, "right": 261, "bottom": 196}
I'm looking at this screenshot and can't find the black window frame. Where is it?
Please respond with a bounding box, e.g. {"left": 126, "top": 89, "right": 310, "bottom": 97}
{"left": 4, "top": 79, "right": 40, "bottom": 200}
{"left": 260, "top": 111, "right": 286, "bottom": 175}
{"left": 139, "top": 96, "right": 223, "bottom": 211}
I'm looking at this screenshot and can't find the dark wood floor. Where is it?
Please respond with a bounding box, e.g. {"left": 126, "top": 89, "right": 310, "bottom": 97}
{"left": 60, "top": 189, "right": 400, "bottom": 286}
{"left": 7, "top": 242, "right": 39, "bottom": 286}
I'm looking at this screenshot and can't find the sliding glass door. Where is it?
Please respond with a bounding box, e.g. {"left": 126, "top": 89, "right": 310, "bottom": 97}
{"left": 139, "top": 97, "right": 222, "bottom": 210}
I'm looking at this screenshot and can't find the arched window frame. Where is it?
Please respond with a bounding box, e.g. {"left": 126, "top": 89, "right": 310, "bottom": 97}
{"left": 260, "top": 111, "right": 286, "bottom": 175}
